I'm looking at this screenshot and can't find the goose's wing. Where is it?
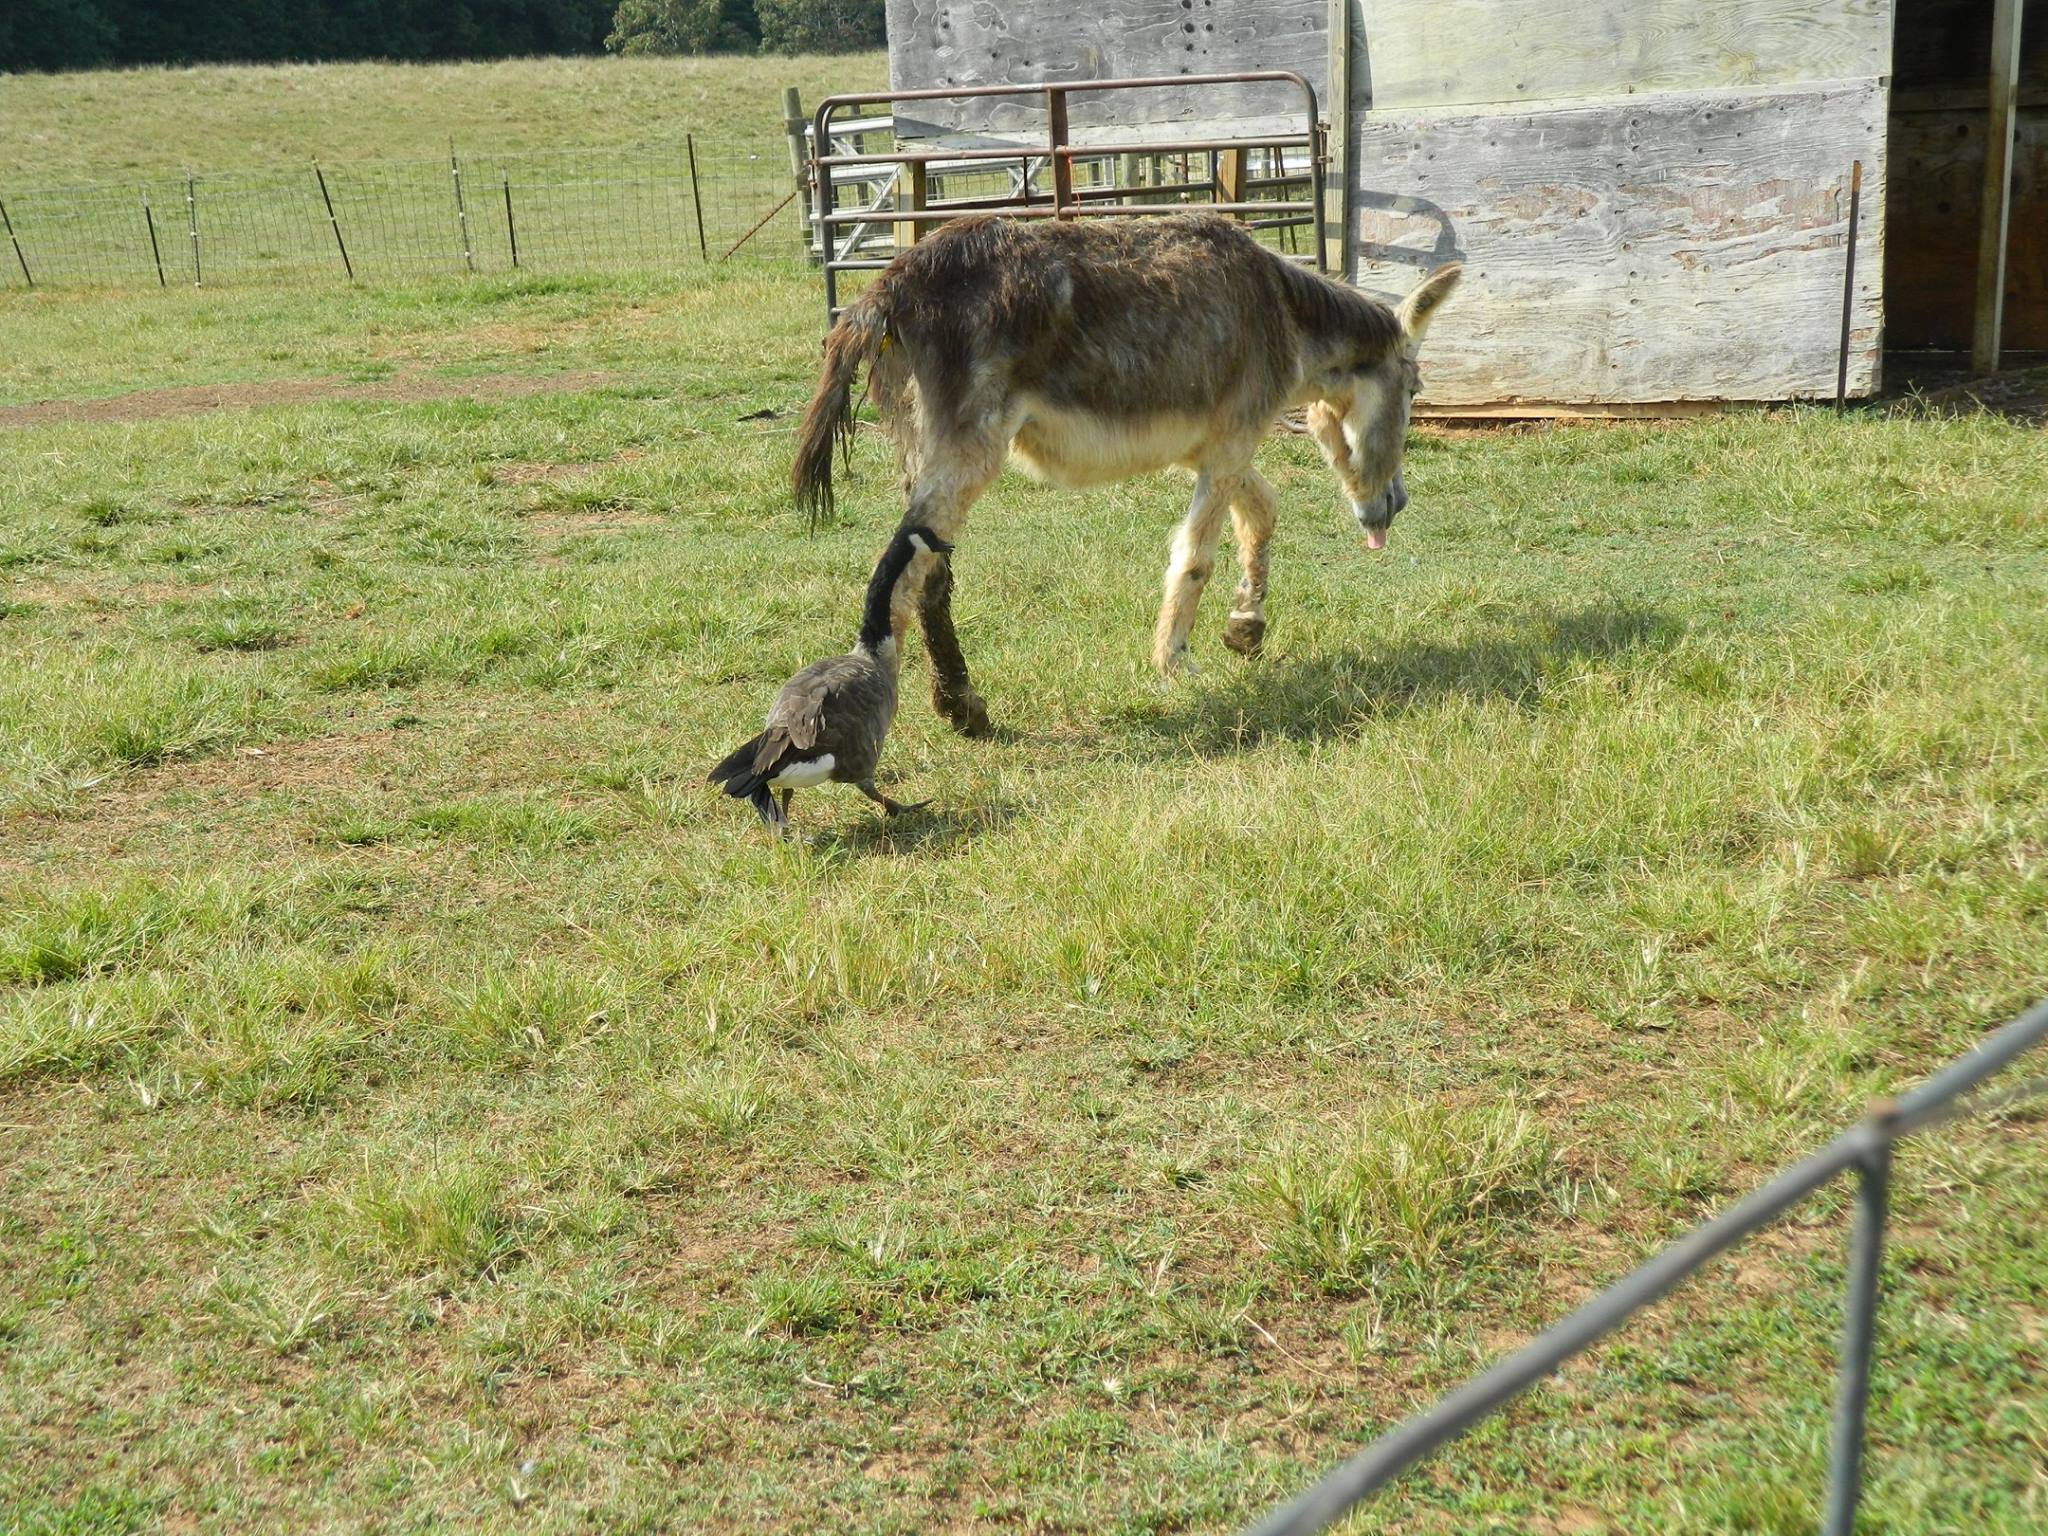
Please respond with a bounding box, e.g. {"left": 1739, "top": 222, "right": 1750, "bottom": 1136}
{"left": 751, "top": 660, "right": 843, "bottom": 774}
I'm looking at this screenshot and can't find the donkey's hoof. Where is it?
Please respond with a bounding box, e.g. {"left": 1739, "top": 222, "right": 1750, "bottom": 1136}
{"left": 1222, "top": 616, "right": 1266, "bottom": 657}
{"left": 937, "top": 687, "right": 994, "bottom": 739}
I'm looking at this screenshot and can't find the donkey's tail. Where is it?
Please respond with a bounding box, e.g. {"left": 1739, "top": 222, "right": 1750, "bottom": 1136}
{"left": 792, "top": 292, "right": 890, "bottom": 526}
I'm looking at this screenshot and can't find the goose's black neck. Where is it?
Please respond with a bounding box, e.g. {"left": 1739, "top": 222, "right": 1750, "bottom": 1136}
{"left": 856, "top": 528, "right": 937, "bottom": 652}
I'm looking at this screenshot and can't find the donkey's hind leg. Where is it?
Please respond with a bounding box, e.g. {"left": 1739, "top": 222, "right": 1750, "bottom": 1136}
{"left": 1222, "top": 470, "right": 1279, "bottom": 658}
{"left": 1153, "top": 470, "right": 1234, "bottom": 674}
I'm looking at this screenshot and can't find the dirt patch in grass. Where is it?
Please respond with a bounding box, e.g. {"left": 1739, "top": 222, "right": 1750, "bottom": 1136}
{"left": 528, "top": 509, "right": 668, "bottom": 540}
{"left": 0, "top": 369, "right": 621, "bottom": 430}
{"left": 5, "top": 727, "right": 397, "bottom": 866}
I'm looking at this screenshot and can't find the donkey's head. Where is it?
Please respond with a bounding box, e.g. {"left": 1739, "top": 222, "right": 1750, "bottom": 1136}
{"left": 1305, "top": 263, "right": 1461, "bottom": 549}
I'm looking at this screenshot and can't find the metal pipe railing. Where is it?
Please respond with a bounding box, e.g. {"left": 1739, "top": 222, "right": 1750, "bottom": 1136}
{"left": 1242, "top": 995, "right": 2048, "bottom": 1536}
{"left": 810, "top": 72, "right": 1326, "bottom": 319}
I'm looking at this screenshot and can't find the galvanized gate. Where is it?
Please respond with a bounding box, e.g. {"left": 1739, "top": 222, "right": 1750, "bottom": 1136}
{"left": 806, "top": 71, "right": 1326, "bottom": 321}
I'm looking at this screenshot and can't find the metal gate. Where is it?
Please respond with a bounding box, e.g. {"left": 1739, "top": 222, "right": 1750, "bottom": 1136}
{"left": 807, "top": 71, "right": 1327, "bottom": 321}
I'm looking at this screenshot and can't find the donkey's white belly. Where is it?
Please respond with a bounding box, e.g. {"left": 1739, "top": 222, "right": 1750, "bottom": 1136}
{"left": 1008, "top": 398, "right": 1208, "bottom": 489}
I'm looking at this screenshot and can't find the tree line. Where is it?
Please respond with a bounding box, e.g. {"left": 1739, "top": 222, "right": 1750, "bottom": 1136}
{"left": 1, "top": 0, "right": 884, "bottom": 73}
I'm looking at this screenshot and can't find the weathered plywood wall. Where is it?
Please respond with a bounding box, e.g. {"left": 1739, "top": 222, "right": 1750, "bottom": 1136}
{"left": 1343, "top": 0, "right": 1894, "bottom": 402}
{"left": 1884, "top": 0, "right": 2047, "bottom": 351}
{"left": 884, "top": 0, "right": 1326, "bottom": 141}
{"left": 1354, "top": 0, "right": 1891, "bottom": 112}
{"left": 881, "top": 0, "right": 1900, "bottom": 402}
{"left": 1353, "top": 83, "right": 1887, "bottom": 404}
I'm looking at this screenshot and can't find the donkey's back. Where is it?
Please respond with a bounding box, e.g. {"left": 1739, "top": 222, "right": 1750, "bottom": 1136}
{"left": 795, "top": 214, "right": 1401, "bottom": 513}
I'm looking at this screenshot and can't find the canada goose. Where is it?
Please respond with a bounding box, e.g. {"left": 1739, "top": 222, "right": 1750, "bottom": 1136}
{"left": 708, "top": 525, "right": 950, "bottom": 836}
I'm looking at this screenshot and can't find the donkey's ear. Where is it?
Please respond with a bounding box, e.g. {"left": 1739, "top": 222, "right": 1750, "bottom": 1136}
{"left": 1397, "top": 262, "right": 1462, "bottom": 342}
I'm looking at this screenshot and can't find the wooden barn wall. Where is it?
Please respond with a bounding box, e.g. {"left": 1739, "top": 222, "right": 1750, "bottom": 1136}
{"left": 1884, "top": 0, "right": 2047, "bottom": 351}
{"left": 1352, "top": 83, "right": 1886, "bottom": 404}
{"left": 1351, "top": 0, "right": 1892, "bottom": 113}
{"left": 1343, "top": 0, "right": 1893, "bottom": 403}
{"left": 881, "top": 0, "right": 1898, "bottom": 401}
{"left": 883, "top": 0, "right": 1327, "bottom": 141}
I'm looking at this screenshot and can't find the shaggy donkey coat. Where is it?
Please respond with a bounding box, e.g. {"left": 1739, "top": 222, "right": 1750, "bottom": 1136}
{"left": 794, "top": 212, "right": 1459, "bottom": 735}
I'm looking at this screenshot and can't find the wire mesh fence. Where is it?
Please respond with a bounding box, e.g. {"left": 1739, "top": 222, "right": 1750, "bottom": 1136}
{"left": 0, "top": 141, "right": 805, "bottom": 291}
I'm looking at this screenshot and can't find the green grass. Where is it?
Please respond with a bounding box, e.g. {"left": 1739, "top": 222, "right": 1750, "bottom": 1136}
{"left": 2, "top": 257, "right": 2047, "bottom": 1532}
{"left": 0, "top": 53, "right": 888, "bottom": 183}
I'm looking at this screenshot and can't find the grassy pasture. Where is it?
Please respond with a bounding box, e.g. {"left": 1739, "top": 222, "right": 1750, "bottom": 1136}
{"left": 0, "top": 53, "right": 889, "bottom": 183}
{"left": 3, "top": 215, "right": 2048, "bottom": 1533}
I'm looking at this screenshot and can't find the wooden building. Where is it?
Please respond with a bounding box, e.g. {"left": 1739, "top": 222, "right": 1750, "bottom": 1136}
{"left": 882, "top": 0, "right": 2042, "bottom": 410}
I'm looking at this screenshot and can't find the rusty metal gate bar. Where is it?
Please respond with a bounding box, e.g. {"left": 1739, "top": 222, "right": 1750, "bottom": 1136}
{"left": 812, "top": 71, "right": 1325, "bottom": 322}
{"left": 1241, "top": 993, "right": 2048, "bottom": 1536}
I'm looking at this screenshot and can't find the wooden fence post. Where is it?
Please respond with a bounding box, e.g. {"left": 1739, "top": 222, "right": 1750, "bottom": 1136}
{"left": 1324, "top": 0, "right": 1353, "bottom": 277}
{"left": 1217, "top": 148, "right": 1246, "bottom": 215}
{"left": 893, "top": 160, "right": 928, "bottom": 253}
{"left": 783, "top": 86, "right": 812, "bottom": 256}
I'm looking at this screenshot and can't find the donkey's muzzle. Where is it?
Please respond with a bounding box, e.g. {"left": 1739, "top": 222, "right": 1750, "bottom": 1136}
{"left": 1353, "top": 473, "right": 1406, "bottom": 550}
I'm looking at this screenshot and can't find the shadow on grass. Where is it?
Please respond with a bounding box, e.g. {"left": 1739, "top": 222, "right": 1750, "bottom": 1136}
{"left": 808, "top": 798, "right": 1025, "bottom": 858}
{"left": 1119, "top": 603, "right": 1680, "bottom": 753}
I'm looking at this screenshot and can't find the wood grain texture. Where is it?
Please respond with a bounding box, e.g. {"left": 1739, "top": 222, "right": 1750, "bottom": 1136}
{"left": 1350, "top": 82, "right": 1888, "bottom": 403}
{"left": 1355, "top": 0, "right": 1892, "bottom": 112}
{"left": 884, "top": 0, "right": 1325, "bottom": 139}
{"left": 1887, "top": 108, "right": 2048, "bottom": 349}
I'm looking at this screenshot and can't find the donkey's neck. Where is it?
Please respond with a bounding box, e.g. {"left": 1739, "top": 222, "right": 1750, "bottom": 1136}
{"left": 1276, "top": 258, "right": 1405, "bottom": 372}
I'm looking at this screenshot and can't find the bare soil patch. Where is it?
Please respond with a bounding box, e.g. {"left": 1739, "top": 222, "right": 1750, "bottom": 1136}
{"left": 0, "top": 369, "right": 621, "bottom": 429}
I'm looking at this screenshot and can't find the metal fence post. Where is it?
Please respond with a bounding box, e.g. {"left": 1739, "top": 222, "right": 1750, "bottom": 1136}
{"left": 1821, "top": 1104, "right": 1895, "bottom": 1536}
{"left": 0, "top": 199, "right": 31, "bottom": 288}
{"left": 313, "top": 161, "right": 354, "bottom": 280}
{"left": 686, "top": 133, "right": 709, "bottom": 262}
{"left": 502, "top": 172, "right": 519, "bottom": 269}
{"left": 141, "top": 189, "right": 166, "bottom": 286}
{"left": 450, "top": 146, "right": 474, "bottom": 273}
{"left": 1835, "top": 159, "right": 1863, "bottom": 411}
{"left": 184, "top": 174, "right": 201, "bottom": 287}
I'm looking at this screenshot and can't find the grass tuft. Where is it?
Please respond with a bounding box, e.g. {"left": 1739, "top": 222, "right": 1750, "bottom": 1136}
{"left": 1244, "top": 1099, "right": 1561, "bottom": 1297}
{"left": 334, "top": 1162, "right": 522, "bottom": 1281}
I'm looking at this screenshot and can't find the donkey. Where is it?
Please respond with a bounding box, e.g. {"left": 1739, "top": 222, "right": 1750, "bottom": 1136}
{"left": 792, "top": 211, "right": 1460, "bottom": 736}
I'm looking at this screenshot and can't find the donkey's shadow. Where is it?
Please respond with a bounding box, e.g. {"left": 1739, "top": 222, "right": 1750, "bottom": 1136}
{"left": 807, "top": 797, "right": 1025, "bottom": 858}
{"left": 1118, "top": 603, "right": 1679, "bottom": 754}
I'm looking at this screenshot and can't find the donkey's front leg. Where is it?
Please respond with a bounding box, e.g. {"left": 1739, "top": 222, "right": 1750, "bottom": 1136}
{"left": 916, "top": 552, "right": 991, "bottom": 737}
{"left": 891, "top": 433, "right": 1002, "bottom": 736}
{"left": 1221, "top": 470, "right": 1279, "bottom": 657}
{"left": 1152, "top": 471, "right": 1232, "bottom": 674}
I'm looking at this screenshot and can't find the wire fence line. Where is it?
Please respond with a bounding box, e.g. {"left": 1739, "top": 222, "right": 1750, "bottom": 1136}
{"left": 1240, "top": 993, "right": 2048, "bottom": 1536}
{"left": 0, "top": 141, "right": 807, "bottom": 291}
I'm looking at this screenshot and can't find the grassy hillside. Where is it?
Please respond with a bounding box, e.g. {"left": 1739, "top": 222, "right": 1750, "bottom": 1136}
{"left": 2, "top": 265, "right": 2046, "bottom": 1531}
{"left": 0, "top": 53, "right": 889, "bottom": 184}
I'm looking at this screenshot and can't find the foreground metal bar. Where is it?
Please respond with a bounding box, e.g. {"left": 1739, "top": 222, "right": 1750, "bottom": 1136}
{"left": 1822, "top": 1115, "right": 1893, "bottom": 1536}
{"left": 1241, "top": 996, "right": 2048, "bottom": 1536}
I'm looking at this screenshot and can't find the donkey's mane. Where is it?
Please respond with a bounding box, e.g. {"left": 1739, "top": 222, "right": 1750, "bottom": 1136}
{"left": 1271, "top": 254, "right": 1404, "bottom": 362}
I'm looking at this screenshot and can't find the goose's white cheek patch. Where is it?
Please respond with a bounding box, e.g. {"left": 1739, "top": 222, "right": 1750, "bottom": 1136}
{"left": 769, "top": 755, "right": 837, "bottom": 789}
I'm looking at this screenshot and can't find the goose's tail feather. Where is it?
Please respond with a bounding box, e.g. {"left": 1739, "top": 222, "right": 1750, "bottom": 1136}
{"left": 708, "top": 734, "right": 769, "bottom": 798}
